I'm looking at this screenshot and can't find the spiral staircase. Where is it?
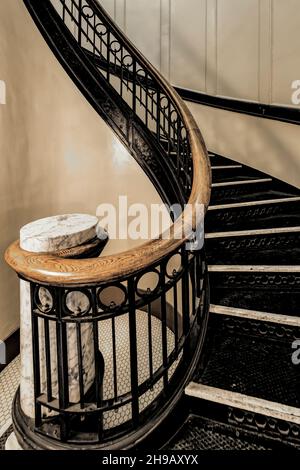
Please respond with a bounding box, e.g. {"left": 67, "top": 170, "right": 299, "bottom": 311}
{"left": 1, "top": 0, "right": 300, "bottom": 450}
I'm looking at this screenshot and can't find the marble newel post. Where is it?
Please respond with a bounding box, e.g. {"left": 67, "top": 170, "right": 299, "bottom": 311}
{"left": 6, "top": 214, "right": 101, "bottom": 450}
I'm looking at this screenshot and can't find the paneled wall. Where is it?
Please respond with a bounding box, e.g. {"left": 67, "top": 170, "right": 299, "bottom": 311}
{"left": 105, "top": 0, "right": 300, "bottom": 107}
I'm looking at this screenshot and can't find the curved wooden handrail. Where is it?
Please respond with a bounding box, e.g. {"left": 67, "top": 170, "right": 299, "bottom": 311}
{"left": 5, "top": 1, "right": 211, "bottom": 286}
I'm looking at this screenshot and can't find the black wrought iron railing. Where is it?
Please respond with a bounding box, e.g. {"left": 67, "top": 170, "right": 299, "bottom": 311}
{"left": 60, "top": 1, "right": 188, "bottom": 156}
{"left": 5, "top": 0, "right": 211, "bottom": 450}
{"left": 50, "top": 0, "right": 196, "bottom": 204}
{"left": 13, "top": 247, "right": 208, "bottom": 447}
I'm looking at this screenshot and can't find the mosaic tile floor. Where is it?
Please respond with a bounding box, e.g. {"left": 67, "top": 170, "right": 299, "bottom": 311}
{"left": 0, "top": 425, "right": 13, "bottom": 450}
{"left": 0, "top": 356, "right": 20, "bottom": 446}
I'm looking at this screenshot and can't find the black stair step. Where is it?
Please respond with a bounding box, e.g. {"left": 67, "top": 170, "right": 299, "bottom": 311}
{"left": 206, "top": 229, "right": 300, "bottom": 265}
{"left": 185, "top": 396, "right": 300, "bottom": 449}
{"left": 209, "top": 153, "right": 238, "bottom": 166}
{"left": 195, "top": 316, "right": 300, "bottom": 408}
{"left": 206, "top": 199, "right": 300, "bottom": 231}
{"left": 209, "top": 270, "right": 300, "bottom": 316}
{"left": 210, "top": 289, "right": 300, "bottom": 316}
{"left": 211, "top": 166, "right": 263, "bottom": 184}
{"left": 210, "top": 180, "right": 300, "bottom": 205}
{"left": 167, "top": 415, "right": 273, "bottom": 450}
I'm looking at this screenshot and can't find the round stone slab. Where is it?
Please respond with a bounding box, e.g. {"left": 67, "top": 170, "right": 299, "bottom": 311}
{"left": 20, "top": 214, "right": 99, "bottom": 253}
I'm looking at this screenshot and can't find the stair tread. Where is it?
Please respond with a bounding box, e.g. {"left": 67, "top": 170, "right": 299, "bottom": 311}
{"left": 195, "top": 332, "right": 300, "bottom": 408}
{"left": 210, "top": 303, "right": 300, "bottom": 326}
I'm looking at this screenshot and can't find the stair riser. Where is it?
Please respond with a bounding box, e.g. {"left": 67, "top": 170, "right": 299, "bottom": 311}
{"left": 209, "top": 155, "right": 237, "bottom": 166}
{"left": 206, "top": 201, "right": 300, "bottom": 231}
{"left": 209, "top": 272, "right": 300, "bottom": 315}
{"left": 207, "top": 232, "right": 300, "bottom": 265}
{"left": 208, "top": 312, "right": 300, "bottom": 343}
{"left": 210, "top": 183, "right": 300, "bottom": 204}
{"left": 212, "top": 168, "right": 262, "bottom": 184}
{"left": 188, "top": 397, "right": 300, "bottom": 448}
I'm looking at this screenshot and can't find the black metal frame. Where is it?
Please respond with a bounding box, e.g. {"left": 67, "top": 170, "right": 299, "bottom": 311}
{"left": 24, "top": 0, "right": 193, "bottom": 209}
{"left": 14, "top": 246, "right": 209, "bottom": 448}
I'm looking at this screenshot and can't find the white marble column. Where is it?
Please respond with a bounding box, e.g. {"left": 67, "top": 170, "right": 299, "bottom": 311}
{"left": 18, "top": 214, "right": 99, "bottom": 419}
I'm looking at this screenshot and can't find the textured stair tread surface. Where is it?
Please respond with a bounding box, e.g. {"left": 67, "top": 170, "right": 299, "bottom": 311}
{"left": 206, "top": 232, "right": 300, "bottom": 265}
{"left": 209, "top": 154, "right": 239, "bottom": 166}
{"left": 211, "top": 168, "right": 264, "bottom": 184}
{"left": 210, "top": 286, "right": 300, "bottom": 316}
{"left": 210, "top": 181, "right": 300, "bottom": 205}
{"left": 196, "top": 330, "right": 300, "bottom": 408}
{"left": 206, "top": 200, "right": 300, "bottom": 232}
{"left": 167, "top": 415, "right": 272, "bottom": 450}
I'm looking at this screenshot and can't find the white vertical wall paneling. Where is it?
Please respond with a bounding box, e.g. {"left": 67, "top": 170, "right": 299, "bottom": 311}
{"left": 272, "top": 0, "right": 300, "bottom": 107}
{"left": 206, "top": 0, "right": 217, "bottom": 95}
{"left": 259, "top": 0, "right": 272, "bottom": 104}
{"left": 216, "top": 0, "right": 260, "bottom": 102}
{"left": 170, "top": 0, "right": 207, "bottom": 91}
{"left": 99, "top": 0, "right": 115, "bottom": 18}
{"left": 124, "top": 0, "right": 161, "bottom": 70}
{"left": 114, "top": 0, "right": 125, "bottom": 29}
{"left": 105, "top": 0, "right": 300, "bottom": 107}
{"left": 160, "top": 0, "right": 171, "bottom": 79}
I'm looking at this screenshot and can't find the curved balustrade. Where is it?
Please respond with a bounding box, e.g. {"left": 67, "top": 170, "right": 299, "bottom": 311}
{"left": 12, "top": 246, "right": 209, "bottom": 449}
{"left": 5, "top": 0, "right": 211, "bottom": 450}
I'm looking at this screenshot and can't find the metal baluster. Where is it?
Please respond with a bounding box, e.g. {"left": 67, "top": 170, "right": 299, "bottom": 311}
{"left": 156, "top": 89, "right": 161, "bottom": 141}
{"left": 147, "top": 302, "right": 153, "bottom": 382}
{"left": 106, "top": 31, "right": 110, "bottom": 82}
{"left": 91, "top": 287, "right": 103, "bottom": 441}
{"left": 145, "top": 74, "right": 149, "bottom": 128}
{"left": 71, "top": 0, "right": 74, "bottom": 22}
{"left": 160, "top": 264, "right": 168, "bottom": 390}
{"left": 151, "top": 89, "right": 155, "bottom": 119}
{"left": 55, "top": 288, "right": 69, "bottom": 441}
{"left": 93, "top": 320, "right": 101, "bottom": 406}
{"left": 78, "top": 0, "right": 82, "bottom": 46}
{"left": 132, "top": 59, "right": 137, "bottom": 114}
{"left": 168, "top": 101, "right": 171, "bottom": 158}
{"left": 176, "top": 118, "right": 181, "bottom": 176}
{"left": 93, "top": 12, "right": 96, "bottom": 56}
{"left": 173, "top": 283, "right": 179, "bottom": 354}
{"left": 111, "top": 316, "right": 118, "bottom": 399}
{"left": 120, "top": 46, "right": 124, "bottom": 98}
{"left": 62, "top": 0, "right": 66, "bottom": 23}
{"left": 190, "top": 256, "right": 196, "bottom": 316}
{"left": 128, "top": 278, "right": 139, "bottom": 426}
{"left": 195, "top": 251, "right": 202, "bottom": 298}
{"left": 181, "top": 249, "right": 190, "bottom": 340}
